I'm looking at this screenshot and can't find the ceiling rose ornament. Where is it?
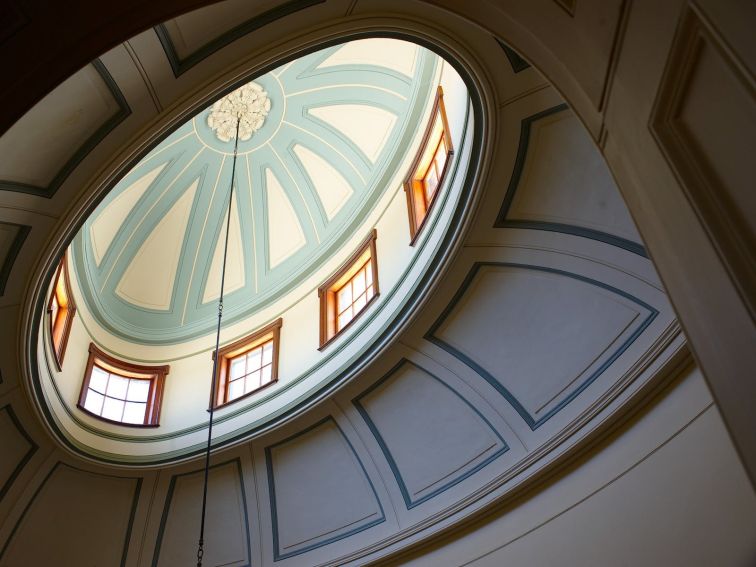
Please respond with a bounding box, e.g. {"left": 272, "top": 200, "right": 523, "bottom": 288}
{"left": 207, "top": 82, "right": 271, "bottom": 142}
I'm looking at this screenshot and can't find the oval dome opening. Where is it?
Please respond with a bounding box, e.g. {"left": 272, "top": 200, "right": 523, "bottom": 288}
{"left": 34, "top": 36, "right": 476, "bottom": 464}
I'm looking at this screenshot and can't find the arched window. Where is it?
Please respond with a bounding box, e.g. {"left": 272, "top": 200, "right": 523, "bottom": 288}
{"left": 212, "top": 318, "right": 282, "bottom": 408}
{"left": 47, "top": 254, "right": 76, "bottom": 370}
{"left": 404, "top": 86, "right": 453, "bottom": 243}
{"left": 319, "top": 230, "right": 379, "bottom": 348}
{"left": 78, "top": 343, "right": 169, "bottom": 427}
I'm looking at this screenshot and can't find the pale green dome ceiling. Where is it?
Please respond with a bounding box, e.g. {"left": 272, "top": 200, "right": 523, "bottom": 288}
{"left": 71, "top": 39, "right": 439, "bottom": 345}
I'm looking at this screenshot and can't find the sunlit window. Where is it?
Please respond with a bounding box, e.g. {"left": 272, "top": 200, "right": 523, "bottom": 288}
{"left": 212, "top": 319, "right": 282, "bottom": 408}
{"left": 319, "top": 230, "right": 379, "bottom": 348}
{"left": 78, "top": 343, "right": 169, "bottom": 426}
{"left": 404, "top": 86, "right": 453, "bottom": 243}
{"left": 47, "top": 254, "right": 77, "bottom": 370}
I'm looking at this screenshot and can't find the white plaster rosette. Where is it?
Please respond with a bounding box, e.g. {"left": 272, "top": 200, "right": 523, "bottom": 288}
{"left": 207, "top": 82, "right": 272, "bottom": 142}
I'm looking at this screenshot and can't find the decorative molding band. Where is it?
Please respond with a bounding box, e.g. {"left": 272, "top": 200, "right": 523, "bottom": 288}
{"left": 151, "top": 458, "right": 251, "bottom": 567}
{"left": 425, "top": 262, "right": 659, "bottom": 430}
{"left": 0, "top": 221, "right": 30, "bottom": 296}
{"left": 495, "top": 38, "right": 530, "bottom": 74}
{"left": 264, "top": 416, "right": 385, "bottom": 560}
{"left": 650, "top": 5, "right": 756, "bottom": 318}
{"left": 0, "top": 404, "right": 38, "bottom": 503}
{"left": 154, "top": 0, "right": 326, "bottom": 77}
{"left": 353, "top": 359, "right": 509, "bottom": 509}
{"left": 494, "top": 103, "right": 647, "bottom": 258}
{"left": 0, "top": 60, "right": 131, "bottom": 199}
{"left": 0, "top": 461, "right": 142, "bottom": 566}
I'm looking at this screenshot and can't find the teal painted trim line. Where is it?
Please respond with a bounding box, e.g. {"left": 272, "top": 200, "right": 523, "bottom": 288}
{"left": 0, "top": 461, "right": 142, "bottom": 566}
{"left": 0, "top": 222, "right": 30, "bottom": 295}
{"left": 0, "top": 59, "right": 131, "bottom": 199}
{"left": 494, "top": 104, "right": 647, "bottom": 258}
{"left": 151, "top": 458, "right": 251, "bottom": 567}
{"left": 154, "top": 0, "right": 326, "bottom": 77}
{"left": 265, "top": 416, "right": 385, "bottom": 560}
{"left": 27, "top": 34, "right": 482, "bottom": 466}
{"left": 123, "top": 477, "right": 143, "bottom": 567}
{"left": 494, "top": 38, "right": 531, "bottom": 73}
{"left": 352, "top": 359, "right": 509, "bottom": 509}
{"left": 425, "top": 262, "right": 659, "bottom": 431}
{"left": 0, "top": 405, "right": 39, "bottom": 502}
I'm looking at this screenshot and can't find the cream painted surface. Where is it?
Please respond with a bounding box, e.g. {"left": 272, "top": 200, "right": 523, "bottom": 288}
{"left": 160, "top": 0, "right": 268, "bottom": 60}
{"left": 357, "top": 362, "right": 505, "bottom": 500}
{"left": 508, "top": 112, "right": 642, "bottom": 243}
{"left": 0, "top": 465, "right": 139, "bottom": 566}
{"left": 667, "top": 19, "right": 756, "bottom": 245}
{"left": 293, "top": 144, "right": 353, "bottom": 220}
{"left": 267, "top": 419, "right": 382, "bottom": 555}
{"left": 600, "top": 0, "right": 756, "bottom": 480}
{"left": 154, "top": 461, "right": 248, "bottom": 567}
{"left": 0, "top": 64, "right": 119, "bottom": 187}
{"left": 308, "top": 105, "right": 397, "bottom": 163}
{"left": 317, "top": 37, "right": 419, "bottom": 77}
{"left": 406, "top": 370, "right": 756, "bottom": 567}
{"left": 435, "top": 266, "right": 644, "bottom": 418}
{"left": 90, "top": 164, "right": 166, "bottom": 265}
{"left": 202, "top": 192, "right": 245, "bottom": 303}
{"left": 265, "top": 168, "right": 306, "bottom": 268}
{"left": 115, "top": 179, "right": 198, "bottom": 310}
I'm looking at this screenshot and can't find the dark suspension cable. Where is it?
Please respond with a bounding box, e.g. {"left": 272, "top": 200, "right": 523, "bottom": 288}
{"left": 197, "top": 116, "right": 241, "bottom": 567}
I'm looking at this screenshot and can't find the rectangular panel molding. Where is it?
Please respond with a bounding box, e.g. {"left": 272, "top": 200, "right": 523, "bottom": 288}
{"left": 651, "top": 5, "right": 756, "bottom": 318}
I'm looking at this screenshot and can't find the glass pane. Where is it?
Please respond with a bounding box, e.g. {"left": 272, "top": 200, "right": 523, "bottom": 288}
{"left": 353, "top": 269, "right": 366, "bottom": 295}
{"left": 228, "top": 379, "right": 245, "bottom": 401}
{"left": 102, "top": 397, "right": 125, "bottom": 421}
{"left": 366, "top": 284, "right": 375, "bottom": 301}
{"left": 247, "top": 347, "right": 262, "bottom": 371}
{"left": 84, "top": 390, "right": 104, "bottom": 415}
{"left": 262, "top": 342, "right": 273, "bottom": 365}
{"left": 230, "top": 356, "right": 246, "bottom": 380}
{"left": 365, "top": 265, "right": 373, "bottom": 286}
{"left": 424, "top": 167, "right": 439, "bottom": 199}
{"left": 50, "top": 297, "right": 59, "bottom": 325}
{"left": 122, "top": 402, "right": 147, "bottom": 424}
{"left": 353, "top": 291, "right": 367, "bottom": 312}
{"left": 338, "top": 309, "right": 352, "bottom": 330}
{"left": 89, "top": 367, "right": 109, "bottom": 394}
{"left": 337, "top": 284, "right": 352, "bottom": 311}
{"left": 106, "top": 374, "right": 129, "bottom": 399}
{"left": 128, "top": 379, "right": 150, "bottom": 403}
{"left": 261, "top": 364, "right": 272, "bottom": 385}
{"left": 246, "top": 369, "right": 261, "bottom": 392}
{"left": 435, "top": 141, "right": 448, "bottom": 172}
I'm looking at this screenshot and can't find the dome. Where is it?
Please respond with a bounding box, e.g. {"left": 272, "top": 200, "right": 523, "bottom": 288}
{"left": 72, "top": 39, "right": 441, "bottom": 345}
{"left": 31, "top": 36, "right": 475, "bottom": 463}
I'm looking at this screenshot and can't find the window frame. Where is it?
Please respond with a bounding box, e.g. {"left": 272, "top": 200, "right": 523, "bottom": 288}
{"left": 77, "top": 343, "right": 169, "bottom": 427}
{"left": 403, "top": 85, "right": 454, "bottom": 244}
{"left": 47, "top": 254, "right": 77, "bottom": 371}
{"left": 318, "top": 229, "right": 379, "bottom": 349}
{"left": 211, "top": 318, "right": 283, "bottom": 409}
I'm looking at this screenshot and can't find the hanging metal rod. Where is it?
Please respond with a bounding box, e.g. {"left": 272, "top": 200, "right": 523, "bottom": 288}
{"left": 197, "top": 116, "right": 241, "bottom": 567}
